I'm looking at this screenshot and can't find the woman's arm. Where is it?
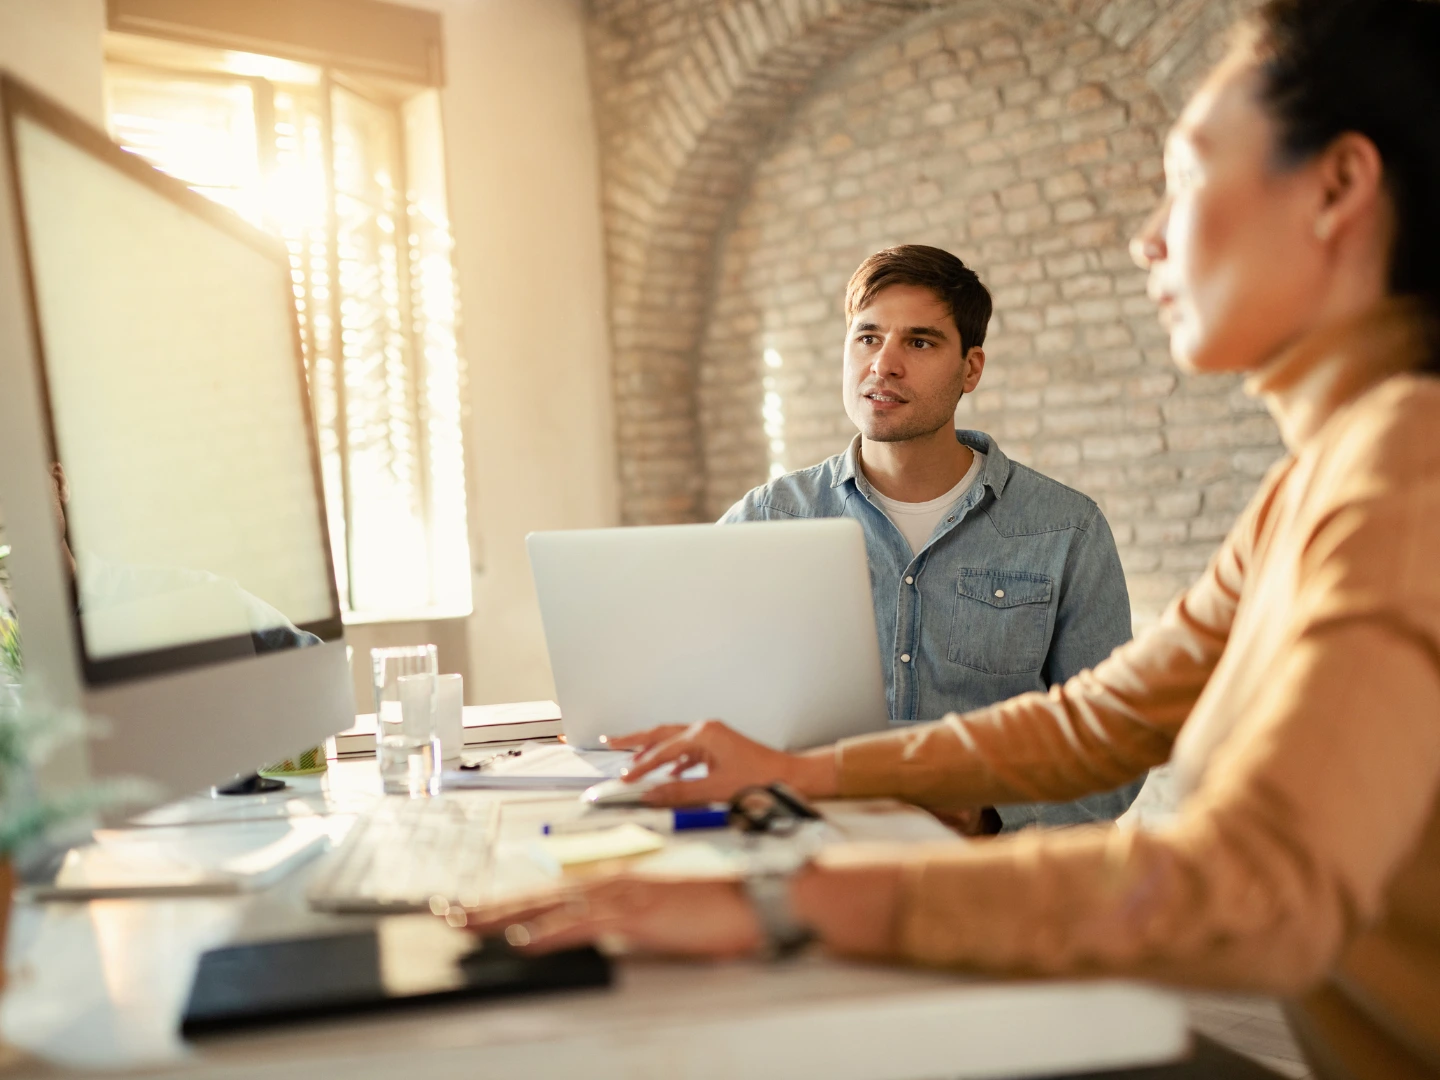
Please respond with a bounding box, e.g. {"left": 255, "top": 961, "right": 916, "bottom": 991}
{"left": 618, "top": 502, "right": 1251, "bottom": 811}
{"left": 464, "top": 614, "right": 1440, "bottom": 998}
{"left": 805, "top": 612, "right": 1440, "bottom": 993}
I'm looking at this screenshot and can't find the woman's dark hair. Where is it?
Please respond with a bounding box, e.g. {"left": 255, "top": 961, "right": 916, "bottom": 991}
{"left": 845, "top": 245, "right": 992, "bottom": 353}
{"left": 1248, "top": 0, "right": 1440, "bottom": 361}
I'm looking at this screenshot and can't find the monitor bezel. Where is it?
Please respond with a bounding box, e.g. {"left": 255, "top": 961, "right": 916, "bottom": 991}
{"left": 0, "top": 73, "right": 345, "bottom": 687}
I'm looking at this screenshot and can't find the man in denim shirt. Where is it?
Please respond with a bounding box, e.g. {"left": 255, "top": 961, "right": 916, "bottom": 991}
{"left": 722, "top": 245, "right": 1140, "bottom": 831}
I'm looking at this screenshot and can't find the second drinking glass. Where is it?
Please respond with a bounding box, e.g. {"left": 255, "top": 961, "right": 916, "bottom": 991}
{"left": 371, "top": 644, "right": 438, "bottom": 796}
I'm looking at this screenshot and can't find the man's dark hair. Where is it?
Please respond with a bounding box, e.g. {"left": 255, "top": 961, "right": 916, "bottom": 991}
{"left": 1247, "top": 0, "right": 1440, "bottom": 363}
{"left": 844, "top": 245, "right": 993, "bottom": 353}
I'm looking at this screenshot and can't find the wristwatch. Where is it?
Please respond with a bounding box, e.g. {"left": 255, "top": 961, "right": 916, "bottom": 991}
{"left": 743, "top": 849, "right": 817, "bottom": 961}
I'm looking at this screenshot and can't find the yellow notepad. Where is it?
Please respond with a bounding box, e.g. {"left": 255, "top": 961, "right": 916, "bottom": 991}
{"left": 531, "top": 822, "right": 665, "bottom": 868}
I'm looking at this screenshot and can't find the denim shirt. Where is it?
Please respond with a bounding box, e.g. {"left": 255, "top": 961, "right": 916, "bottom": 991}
{"left": 722, "top": 430, "right": 1142, "bottom": 831}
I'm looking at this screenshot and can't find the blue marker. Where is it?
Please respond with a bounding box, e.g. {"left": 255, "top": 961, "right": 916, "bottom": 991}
{"left": 542, "top": 807, "right": 729, "bottom": 836}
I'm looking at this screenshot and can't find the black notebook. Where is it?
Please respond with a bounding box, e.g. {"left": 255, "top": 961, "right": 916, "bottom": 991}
{"left": 181, "top": 917, "right": 612, "bottom": 1037}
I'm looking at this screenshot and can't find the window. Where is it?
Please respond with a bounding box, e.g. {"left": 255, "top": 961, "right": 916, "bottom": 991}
{"left": 101, "top": 35, "right": 471, "bottom": 621}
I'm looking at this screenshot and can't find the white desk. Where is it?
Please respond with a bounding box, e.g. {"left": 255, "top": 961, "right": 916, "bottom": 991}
{"left": 1, "top": 756, "right": 1189, "bottom": 1080}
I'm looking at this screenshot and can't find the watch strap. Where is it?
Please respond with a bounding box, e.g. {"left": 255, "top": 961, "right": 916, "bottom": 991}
{"left": 743, "top": 869, "right": 815, "bottom": 961}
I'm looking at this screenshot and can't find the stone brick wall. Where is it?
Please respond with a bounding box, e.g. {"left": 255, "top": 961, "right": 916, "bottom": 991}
{"left": 587, "top": 0, "right": 940, "bottom": 525}
{"left": 587, "top": 0, "right": 1278, "bottom": 625}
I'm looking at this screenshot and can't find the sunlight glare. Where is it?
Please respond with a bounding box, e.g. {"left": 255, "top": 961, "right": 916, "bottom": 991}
{"left": 761, "top": 347, "right": 787, "bottom": 480}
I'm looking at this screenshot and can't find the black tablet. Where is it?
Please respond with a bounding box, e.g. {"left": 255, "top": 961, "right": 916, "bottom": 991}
{"left": 181, "top": 917, "right": 612, "bottom": 1037}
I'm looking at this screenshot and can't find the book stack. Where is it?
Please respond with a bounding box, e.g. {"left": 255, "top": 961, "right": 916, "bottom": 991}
{"left": 333, "top": 700, "right": 563, "bottom": 757}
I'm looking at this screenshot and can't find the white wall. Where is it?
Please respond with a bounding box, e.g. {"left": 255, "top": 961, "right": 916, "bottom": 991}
{"left": 0, "top": 0, "right": 105, "bottom": 122}
{"left": 413, "top": 0, "right": 619, "bottom": 702}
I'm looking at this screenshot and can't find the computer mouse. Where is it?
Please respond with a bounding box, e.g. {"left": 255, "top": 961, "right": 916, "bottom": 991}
{"left": 581, "top": 775, "right": 662, "bottom": 807}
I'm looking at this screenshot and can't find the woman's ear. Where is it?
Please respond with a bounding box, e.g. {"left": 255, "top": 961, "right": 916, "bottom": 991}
{"left": 1312, "top": 132, "right": 1386, "bottom": 244}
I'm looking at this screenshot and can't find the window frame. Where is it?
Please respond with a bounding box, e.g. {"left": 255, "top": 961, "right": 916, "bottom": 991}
{"left": 102, "top": 43, "right": 471, "bottom": 622}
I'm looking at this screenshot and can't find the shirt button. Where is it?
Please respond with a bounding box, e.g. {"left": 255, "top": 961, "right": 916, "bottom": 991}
{"left": 946, "top": 516, "right": 955, "bottom": 523}
{"left": 904, "top": 576, "right": 914, "bottom": 585}
{"left": 994, "top": 589, "right": 1005, "bottom": 598}
{"left": 900, "top": 653, "right": 911, "bottom": 663}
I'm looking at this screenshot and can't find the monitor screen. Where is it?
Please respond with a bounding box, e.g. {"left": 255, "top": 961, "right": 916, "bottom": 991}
{"left": 6, "top": 102, "right": 341, "bottom": 682}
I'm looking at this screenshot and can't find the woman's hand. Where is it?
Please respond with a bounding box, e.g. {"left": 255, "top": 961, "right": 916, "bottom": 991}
{"left": 446, "top": 846, "right": 911, "bottom": 965}
{"left": 792, "top": 846, "right": 909, "bottom": 961}
{"left": 450, "top": 875, "right": 763, "bottom": 959}
{"left": 604, "top": 720, "right": 840, "bottom": 806}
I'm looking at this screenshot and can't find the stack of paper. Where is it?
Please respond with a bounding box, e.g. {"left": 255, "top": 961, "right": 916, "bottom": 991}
{"left": 334, "top": 700, "right": 562, "bottom": 756}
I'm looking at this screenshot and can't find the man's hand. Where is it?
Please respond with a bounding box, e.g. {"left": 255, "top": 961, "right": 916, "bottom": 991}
{"left": 604, "top": 720, "right": 840, "bottom": 806}
{"left": 450, "top": 875, "right": 763, "bottom": 959}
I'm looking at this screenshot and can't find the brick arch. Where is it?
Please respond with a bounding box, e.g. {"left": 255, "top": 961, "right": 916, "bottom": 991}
{"left": 592, "top": 0, "right": 945, "bottom": 524}
{"left": 588, "top": 0, "right": 1260, "bottom": 525}
{"left": 1052, "top": 0, "right": 1262, "bottom": 114}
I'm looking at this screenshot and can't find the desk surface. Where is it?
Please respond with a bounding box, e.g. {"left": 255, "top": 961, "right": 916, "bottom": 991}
{"left": 1, "top": 755, "right": 1189, "bottom": 1080}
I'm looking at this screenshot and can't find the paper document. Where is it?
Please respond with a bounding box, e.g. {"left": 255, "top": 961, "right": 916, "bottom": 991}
{"left": 442, "top": 743, "right": 631, "bottom": 790}
{"left": 27, "top": 817, "right": 337, "bottom": 900}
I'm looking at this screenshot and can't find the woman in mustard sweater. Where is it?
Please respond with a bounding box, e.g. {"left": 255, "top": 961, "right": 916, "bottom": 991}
{"left": 464, "top": 2, "right": 1440, "bottom": 1076}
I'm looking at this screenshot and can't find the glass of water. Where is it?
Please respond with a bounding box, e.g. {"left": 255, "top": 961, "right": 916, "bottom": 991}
{"left": 371, "top": 645, "right": 438, "bottom": 796}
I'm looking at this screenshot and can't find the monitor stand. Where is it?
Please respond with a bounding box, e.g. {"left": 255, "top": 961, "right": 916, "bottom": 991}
{"left": 213, "top": 772, "right": 287, "bottom": 796}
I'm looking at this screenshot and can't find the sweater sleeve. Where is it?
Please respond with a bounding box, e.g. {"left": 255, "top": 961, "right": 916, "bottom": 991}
{"left": 880, "top": 614, "right": 1440, "bottom": 993}
{"left": 828, "top": 470, "right": 1440, "bottom": 994}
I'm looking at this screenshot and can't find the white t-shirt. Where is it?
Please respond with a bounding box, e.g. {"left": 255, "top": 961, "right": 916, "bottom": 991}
{"left": 867, "top": 450, "right": 986, "bottom": 557}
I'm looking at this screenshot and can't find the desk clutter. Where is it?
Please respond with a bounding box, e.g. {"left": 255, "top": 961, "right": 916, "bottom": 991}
{"left": 192, "top": 780, "right": 862, "bottom": 1035}
{"left": 5, "top": 647, "right": 1182, "bottom": 1077}
{"left": 4, "top": 752, "right": 1190, "bottom": 1076}
{"left": 304, "top": 758, "right": 838, "bottom": 913}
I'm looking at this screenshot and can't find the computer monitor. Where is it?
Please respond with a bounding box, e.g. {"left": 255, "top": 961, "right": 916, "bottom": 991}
{"left": 0, "top": 74, "right": 354, "bottom": 796}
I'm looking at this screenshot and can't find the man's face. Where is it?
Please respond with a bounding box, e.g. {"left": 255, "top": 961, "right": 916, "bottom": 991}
{"left": 842, "top": 284, "right": 981, "bottom": 442}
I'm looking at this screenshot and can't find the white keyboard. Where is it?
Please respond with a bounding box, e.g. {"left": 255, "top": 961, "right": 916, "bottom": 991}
{"left": 307, "top": 795, "right": 501, "bottom": 913}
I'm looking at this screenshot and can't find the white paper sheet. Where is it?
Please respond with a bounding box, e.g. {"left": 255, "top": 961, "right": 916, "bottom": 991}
{"left": 441, "top": 743, "right": 630, "bottom": 790}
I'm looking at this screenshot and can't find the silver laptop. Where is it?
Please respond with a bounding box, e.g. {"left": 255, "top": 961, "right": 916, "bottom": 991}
{"left": 527, "top": 519, "right": 888, "bottom": 750}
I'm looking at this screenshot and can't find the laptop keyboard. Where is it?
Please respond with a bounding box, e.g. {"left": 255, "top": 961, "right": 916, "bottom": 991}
{"left": 307, "top": 795, "right": 502, "bottom": 913}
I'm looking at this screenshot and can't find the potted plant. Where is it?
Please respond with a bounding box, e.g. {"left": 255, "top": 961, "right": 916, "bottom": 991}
{"left": 0, "top": 670, "right": 154, "bottom": 995}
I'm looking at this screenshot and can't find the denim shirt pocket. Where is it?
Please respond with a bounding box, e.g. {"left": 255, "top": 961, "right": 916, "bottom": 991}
{"left": 946, "top": 569, "right": 1054, "bottom": 675}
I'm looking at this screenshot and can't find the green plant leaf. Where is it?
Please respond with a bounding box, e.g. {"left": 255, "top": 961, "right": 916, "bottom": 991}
{"left": 0, "top": 685, "right": 160, "bottom": 856}
{"left": 0, "top": 615, "right": 20, "bottom": 682}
